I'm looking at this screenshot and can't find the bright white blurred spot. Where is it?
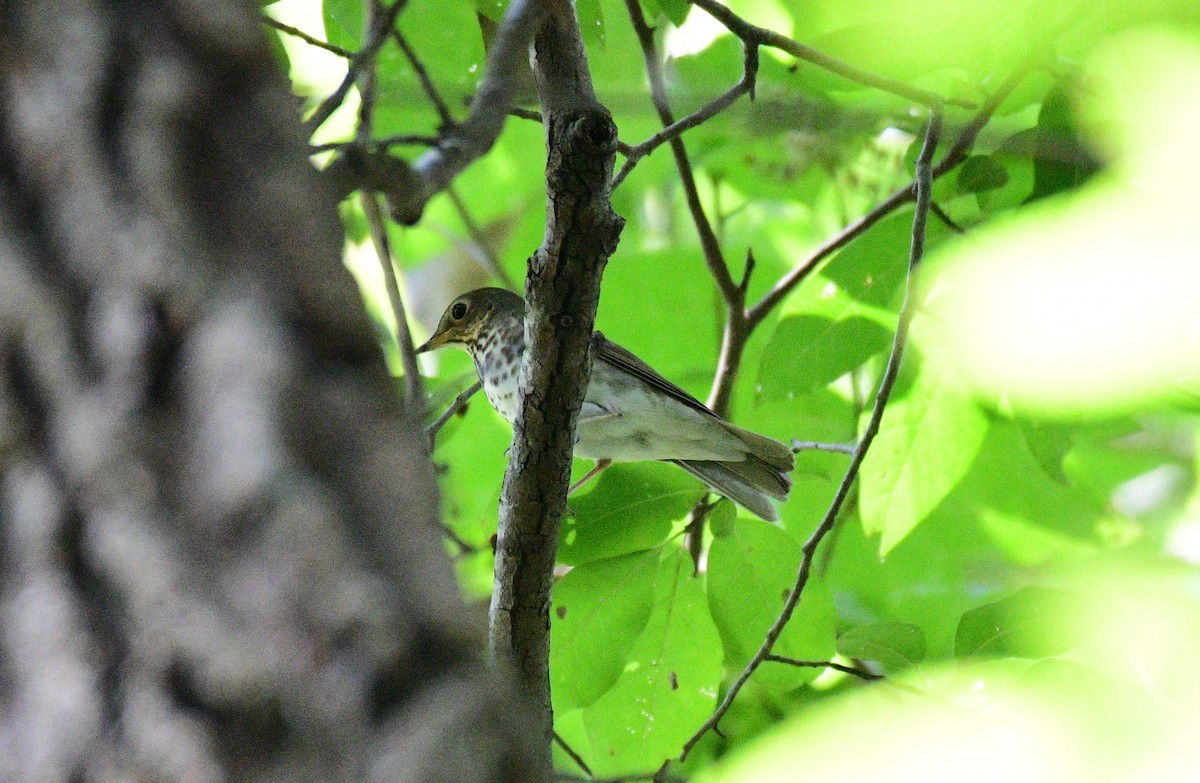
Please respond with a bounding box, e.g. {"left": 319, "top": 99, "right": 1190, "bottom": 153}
{"left": 878, "top": 126, "right": 916, "bottom": 152}
{"left": 264, "top": 0, "right": 348, "bottom": 95}
{"left": 1165, "top": 518, "right": 1200, "bottom": 564}
{"left": 1111, "top": 464, "right": 1188, "bottom": 517}
{"left": 702, "top": 670, "right": 1078, "bottom": 783}
{"left": 702, "top": 566, "right": 1200, "bottom": 783}
{"left": 664, "top": 4, "right": 728, "bottom": 58}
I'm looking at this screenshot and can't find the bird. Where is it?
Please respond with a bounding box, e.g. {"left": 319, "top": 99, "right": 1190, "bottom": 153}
{"left": 417, "top": 288, "right": 794, "bottom": 521}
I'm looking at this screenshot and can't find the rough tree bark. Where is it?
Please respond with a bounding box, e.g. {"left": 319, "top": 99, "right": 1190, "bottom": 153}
{"left": 0, "top": 2, "right": 536, "bottom": 781}
{"left": 489, "top": 0, "right": 624, "bottom": 772}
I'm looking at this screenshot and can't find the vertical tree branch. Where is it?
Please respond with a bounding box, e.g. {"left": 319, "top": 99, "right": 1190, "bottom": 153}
{"left": 491, "top": 0, "right": 624, "bottom": 778}
{"left": 392, "top": 0, "right": 549, "bottom": 224}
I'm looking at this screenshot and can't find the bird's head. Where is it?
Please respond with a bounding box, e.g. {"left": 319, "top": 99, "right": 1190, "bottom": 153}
{"left": 416, "top": 287, "right": 524, "bottom": 354}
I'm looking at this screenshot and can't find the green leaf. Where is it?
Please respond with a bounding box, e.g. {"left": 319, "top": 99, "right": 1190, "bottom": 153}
{"left": 860, "top": 356, "right": 989, "bottom": 555}
{"left": 823, "top": 209, "right": 943, "bottom": 308}
{"left": 956, "top": 155, "right": 1009, "bottom": 194}
{"left": 1017, "top": 419, "right": 1075, "bottom": 485}
{"left": 578, "top": 0, "right": 605, "bottom": 47}
{"left": 576, "top": 548, "right": 723, "bottom": 777}
{"left": 1025, "top": 86, "right": 1103, "bottom": 204}
{"left": 551, "top": 551, "right": 660, "bottom": 712}
{"left": 955, "top": 586, "right": 1090, "bottom": 659}
{"left": 836, "top": 622, "right": 926, "bottom": 671}
{"left": 559, "top": 463, "right": 705, "bottom": 566}
{"left": 473, "top": 0, "right": 509, "bottom": 22}
{"left": 645, "top": 0, "right": 691, "bottom": 26}
{"left": 596, "top": 247, "right": 721, "bottom": 396}
{"left": 323, "top": 0, "right": 363, "bottom": 50}
{"left": 708, "top": 518, "right": 837, "bottom": 692}
{"left": 758, "top": 315, "right": 893, "bottom": 400}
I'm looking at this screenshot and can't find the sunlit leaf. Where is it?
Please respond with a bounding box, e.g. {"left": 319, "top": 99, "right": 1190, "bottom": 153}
{"left": 758, "top": 315, "right": 892, "bottom": 401}
{"left": 577, "top": 547, "right": 723, "bottom": 777}
{"left": 955, "top": 586, "right": 1089, "bottom": 658}
{"left": 551, "top": 550, "right": 660, "bottom": 711}
{"left": 859, "top": 356, "right": 990, "bottom": 555}
{"left": 837, "top": 621, "right": 926, "bottom": 671}
{"left": 559, "top": 463, "right": 705, "bottom": 566}
{"left": 708, "top": 518, "right": 837, "bottom": 692}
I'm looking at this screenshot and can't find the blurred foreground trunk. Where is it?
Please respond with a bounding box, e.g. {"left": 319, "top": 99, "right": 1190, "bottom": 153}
{"left": 0, "top": 2, "right": 532, "bottom": 780}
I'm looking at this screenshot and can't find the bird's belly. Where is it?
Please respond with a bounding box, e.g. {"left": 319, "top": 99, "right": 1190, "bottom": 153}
{"left": 476, "top": 359, "right": 746, "bottom": 463}
{"left": 574, "top": 380, "right": 745, "bottom": 463}
{"left": 480, "top": 366, "right": 521, "bottom": 424}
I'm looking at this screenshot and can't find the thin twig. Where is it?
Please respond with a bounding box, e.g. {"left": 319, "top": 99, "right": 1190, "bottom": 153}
{"left": 395, "top": 0, "right": 548, "bottom": 224}
{"left": 262, "top": 16, "right": 353, "bottom": 58}
{"left": 747, "top": 187, "right": 910, "bottom": 327}
{"left": 680, "top": 103, "right": 943, "bottom": 760}
{"left": 426, "top": 380, "right": 483, "bottom": 443}
{"left": 309, "top": 135, "right": 440, "bottom": 154}
{"left": 354, "top": 4, "right": 426, "bottom": 409}
{"left": 930, "top": 201, "right": 965, "bottom": 233}
{"left": 764, "top": 654, "right": 884, "bottom": 681}
{"left": 704, "top": 248, "right": 754, "bottom": 415}
{"left": 303, "top": 0, "right": 407, "bottom": 136}
{"left": 746, "top": 67, "right": 1027, "bottom": 326}
{"left": 508, "top": 105, "right": 543, "bottom": 122}
{"left": 392, "top": 27, "right": 458, "bottom": 131}
{"left": 356, "top": 0, "right": 381, "bottom": 141}
{"left": 362, "top": 192, "right": 425, "bottom": 411}
{"left": 438, "top": 522, "right": 486, "bottom": 555}
{"left": 612, "top": 71, "right": 754, "bottom": 190}
{"left": 792, "top": 440, "right": 856, "bottom": 455}
{"left": 375, "top": 133, "right": 443, "bottom": 148}
{"left": 624, "top": 0, "right": 740, "bottom": 305}
{"left": 690, "top": 0, "right": 946, "bottom": 108}
{"left": 446, "top": 188, "right": 518, "bottom": 291}
{"left": 553, "top": 732, "right": 593, "bottom": 777}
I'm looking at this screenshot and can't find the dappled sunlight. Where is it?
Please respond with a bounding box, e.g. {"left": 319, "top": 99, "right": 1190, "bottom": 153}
{"left": 919, "top": 30, "right": 1200, "bottom": 417}
{"left": 703, "top": 564, "right": 1200, "bottom": 783}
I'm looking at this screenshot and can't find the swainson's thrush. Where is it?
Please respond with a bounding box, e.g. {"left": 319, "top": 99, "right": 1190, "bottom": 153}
{"left": 418, "top": 288, "right": 794, "bottom": 521}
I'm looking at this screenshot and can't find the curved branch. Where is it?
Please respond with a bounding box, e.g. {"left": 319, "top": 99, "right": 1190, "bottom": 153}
{"left": 690, "top": 0, "right": 946, "bottom": 108}
{"left": 747, "top": 66, "right": 1028, "bottom": 326}
{"left": 611, "top": 46, "right": 756, "bottom": 190}
{"left": 681, "top": 102, "right": 944, "bottom": 760}
{"left": 391, "top": 0, "right": 548, "bottom": 224}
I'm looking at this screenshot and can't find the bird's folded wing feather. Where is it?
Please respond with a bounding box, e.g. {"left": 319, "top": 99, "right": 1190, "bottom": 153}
{"left": 595, "top": 335, "right": 718, "bottom": 419}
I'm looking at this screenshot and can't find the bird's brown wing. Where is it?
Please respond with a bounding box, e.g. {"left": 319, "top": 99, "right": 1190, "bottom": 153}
{"left": 595, "top": 334, "right": 719, "bottom": 419}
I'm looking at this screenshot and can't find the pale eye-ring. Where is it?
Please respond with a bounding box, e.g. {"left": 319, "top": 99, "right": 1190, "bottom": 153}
{"left": 450, "top": 301, "right": 468, "bottom": 320}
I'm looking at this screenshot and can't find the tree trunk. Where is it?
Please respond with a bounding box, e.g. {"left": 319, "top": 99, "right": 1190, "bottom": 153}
{"left": 0, "top": 2, "right": 535, "bottom": 780}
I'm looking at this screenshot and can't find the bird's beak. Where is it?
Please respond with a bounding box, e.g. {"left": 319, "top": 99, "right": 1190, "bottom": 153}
{"left": 416, "top": 329, "right": 450, "bottom": 354}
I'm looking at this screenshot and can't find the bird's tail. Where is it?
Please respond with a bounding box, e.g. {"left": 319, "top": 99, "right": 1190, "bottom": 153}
{"left": 672, "top": 451, "right": 792, "bottom": 522}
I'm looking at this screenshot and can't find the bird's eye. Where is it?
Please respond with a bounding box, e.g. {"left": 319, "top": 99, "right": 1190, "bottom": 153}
{"left": 450, "top": 301, "right": 468, "bottom": 320}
